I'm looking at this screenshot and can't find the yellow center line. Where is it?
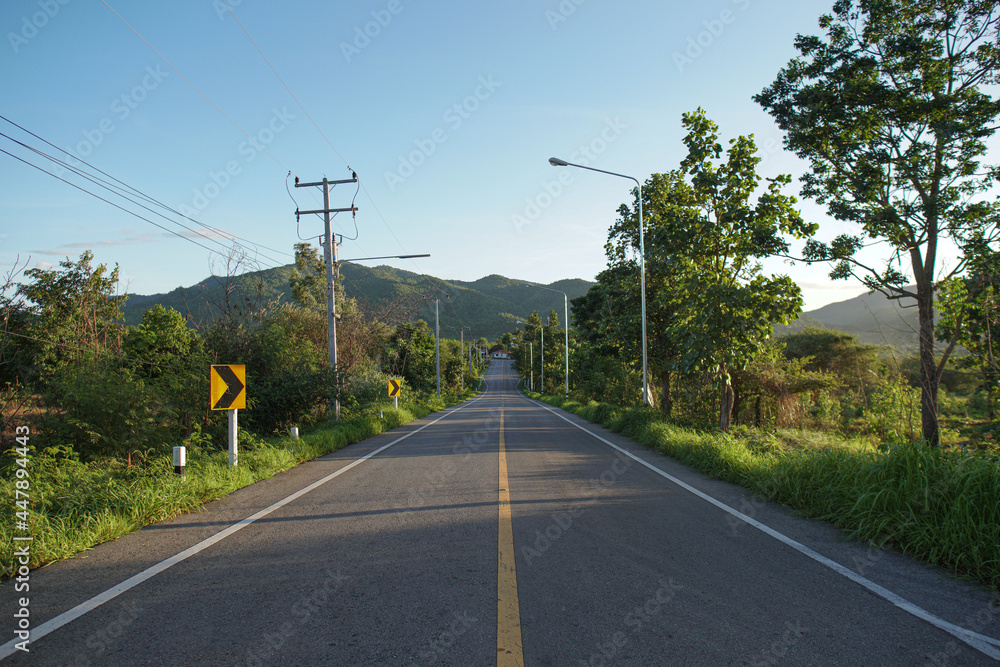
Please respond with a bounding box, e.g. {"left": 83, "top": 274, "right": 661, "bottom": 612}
{"left": 497, "top": 401, "right": 524, "bottom": 666}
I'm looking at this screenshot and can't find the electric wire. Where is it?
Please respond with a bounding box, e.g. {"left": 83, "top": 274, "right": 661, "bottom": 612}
{"left": 0, "top": 115, "right": 293, "bottom": 263}
{"left": 93, "top": 4, "right": 426, "bottom": 312}
{"left": 220, "top": 1, "right": 351, "bottom": 168}
{"left": 219, "top": 2, "right": 416, "bottom": 261}
{"left": 0, "top": 132, "right": 285, "bottom": 268}
{"left": 287, "top": 172, "right": 322, "bottom": 243}
{"left": 0, "top": 147, "right": 221, "bottom": 256}
{"left": 101, "top": 0, "right": 293, "bottom": 177}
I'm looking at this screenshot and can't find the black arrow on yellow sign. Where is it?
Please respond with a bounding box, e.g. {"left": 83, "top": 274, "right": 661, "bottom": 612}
{"left": 211, "top": 365, "right": 246, "bottom": 410}
{"left": 388, "top": 379, "right": 402, "bottom": 398}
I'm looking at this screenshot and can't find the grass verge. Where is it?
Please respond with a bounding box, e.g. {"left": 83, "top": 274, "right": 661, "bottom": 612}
{"left": 528, "top": 391, "right": 1000, "bottom": 591}
{"left": 1, "top": 389, "right": 478, "bottom": 578}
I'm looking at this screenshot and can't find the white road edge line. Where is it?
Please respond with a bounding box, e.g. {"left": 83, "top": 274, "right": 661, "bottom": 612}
{"left": 0, "top": 384, "right": 492, "bottom": 660}
{"left": 525, "top": 395, "right": 1000, "bottom": 661}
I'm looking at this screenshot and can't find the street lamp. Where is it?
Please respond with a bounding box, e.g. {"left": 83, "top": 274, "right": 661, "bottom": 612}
{"left": 433, "top": 292, "right": 450, "bottom": 397}
{"left": 517, "top": 320, "right": 545, "bottom": 394}
{"left": 516, "top": 319, "right": 543, "bottom": 394}
{"left": 524, "top": 283, "right": 569, "bottom": 398}
{"left": 548, "top": 157, "right": 649, "bottom": 407}
{"left": 510, "top": 342, "right": 529, "bottom": 392}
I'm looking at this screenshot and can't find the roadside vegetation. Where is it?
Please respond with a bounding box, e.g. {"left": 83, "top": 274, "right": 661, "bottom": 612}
{"left": 1, "top": 244, "right": 485, "bottom": 576}
{"left": 527, "top": 391, "right": 1000, "bottom": 589}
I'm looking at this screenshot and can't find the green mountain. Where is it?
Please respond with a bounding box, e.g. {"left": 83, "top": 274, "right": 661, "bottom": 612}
{"left": 123, "top": 263, "right": 594, "bottom": 341}
{"left": 777, "top": 288, "right": 922, "bottom": 350}
{"left": 127, "top": 266, "right": 929, "bottom": 350}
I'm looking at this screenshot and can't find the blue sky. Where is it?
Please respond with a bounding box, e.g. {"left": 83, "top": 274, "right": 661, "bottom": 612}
{"left": 2, "top": 0, "right": 883, "bottom": 311}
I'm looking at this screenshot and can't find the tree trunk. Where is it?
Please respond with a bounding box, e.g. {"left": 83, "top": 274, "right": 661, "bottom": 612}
{"left": 731, "top": 380, "right": 743, "bottom": 426}
{"left": 719, "top": 365, "right": 734, "bottom": 432}
{"left": 917, "top": 281, "right": 941, "bottom": 446}
{"left": 660, "top": 369, "right": 672, "bottom": 417}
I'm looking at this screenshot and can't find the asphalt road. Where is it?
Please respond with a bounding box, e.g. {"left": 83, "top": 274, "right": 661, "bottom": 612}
{"left": 3, "top": 359, "right": 1000, "bottom": 666}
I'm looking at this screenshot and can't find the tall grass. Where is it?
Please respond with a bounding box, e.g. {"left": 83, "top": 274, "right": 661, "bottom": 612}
{"left": 532, "top": 392, "right": 1000, "bottom": 590}
{"left": 1, "top": 392, "right": 476, "bottom": 578}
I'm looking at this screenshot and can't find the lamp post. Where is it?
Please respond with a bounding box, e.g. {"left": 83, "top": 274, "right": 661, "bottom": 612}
{"left": 516, "top": 319, "right": 542, "bottom": 394}
{"left": 525, "top": 283, "right": 569, "bottom": 398}
{"left": 548, "top": 157, "right": 649, "bottom": 406}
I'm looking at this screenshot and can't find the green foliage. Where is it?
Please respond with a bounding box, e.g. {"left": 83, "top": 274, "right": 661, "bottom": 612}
{"left": 755, "top": 0, "right": 1000, "bottom": 445}
{"left": 289, "top": 242, "right": 327, "bottom": 311}
{"left": 732, "top": 339, "right": 838, "bottom": 429}
{"left": 938, "top": 250, "right": 1000, "bottom": 420}
{"left": 17, "top": 251, "right": 126, "bottom": 374}
{"left": 862, "top": 373, "right": 921, "bottom": 443}
{"left": 40, "top": 355, "right": 159, "bottom": 464}
{"left": 576, "top": 109, "right": 813, "bottom": 428}
{"left": 383, "top": 320, "right": 437, "bottom": 392}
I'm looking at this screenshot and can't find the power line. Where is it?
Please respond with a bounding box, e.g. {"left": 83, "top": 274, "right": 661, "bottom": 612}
{"left": 1, "top": 147, "right": 223, "bottom": 257}
{"left": 101, "top": 0, "right": 293, "bottom": 176}
{"left": 98, "top": 3, "right": 361, "bottom": 268}
{"left": 220, "top": 2, "right": 416, "bottom": 262}
{"left": 1, "top": 141, "right": 288, "bottom": 275}
{"left": 1, "top": 133, "right": 283, "bottom": 268}
{"left": 220, "top": 1, "right": 351, "bottom": 169}
{"left": 0, "top": 115, "right": 293, "bottom": 264}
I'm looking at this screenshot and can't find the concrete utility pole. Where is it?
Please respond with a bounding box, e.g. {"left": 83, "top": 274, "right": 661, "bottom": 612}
{"left": 435, "top": 298, "right": 441, "bottom": 397}
{"left": 525, "top": 283, "right": 570, "bottom": 398}
{"left": 294, "top": 174, "right": 358, "bottom": 420}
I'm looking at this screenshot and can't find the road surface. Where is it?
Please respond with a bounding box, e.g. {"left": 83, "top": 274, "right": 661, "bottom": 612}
{"left": 3, "top": 360, "right": 999, "bottom": 665}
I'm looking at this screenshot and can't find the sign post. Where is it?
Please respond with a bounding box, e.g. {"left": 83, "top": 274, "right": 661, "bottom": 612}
{"left": 388, "top": 378, "right": 402, "bottom": 409}
{"left": 211, "top": 364, "right": 246, "bottom": 468}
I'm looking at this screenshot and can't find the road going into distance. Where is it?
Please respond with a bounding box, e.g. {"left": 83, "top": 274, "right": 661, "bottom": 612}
{"left": 3, "top": 360, "right": 1000, "bottom": 665}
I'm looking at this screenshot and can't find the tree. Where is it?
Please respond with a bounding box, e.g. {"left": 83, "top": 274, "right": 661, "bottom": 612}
{"left": 17, "top": 251, "right": 126, "bottom": 373}
{"left": 606, "top": 173, "right": 696, "bottom": 415}
{"left": 781, "top": 327, "right": 881, "bottom": 386}
{"left": 570, "top": 266, "right": 646, "bottom": 406}
{"left": 755, "top": 0, "right": 1000, "bottom": 445}
{"left": 632, "top": 109, "right": 815, "bottom": 431}
{"left": 384, "top": 320, "right": 436, "bottom": 392}
{"left": 290, "top": 242, "right": 326, "bottom": 311}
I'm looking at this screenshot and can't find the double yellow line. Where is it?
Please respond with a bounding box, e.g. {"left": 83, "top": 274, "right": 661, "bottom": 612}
{"left": 497, "top": 398, "right": 524, "bottom": 665}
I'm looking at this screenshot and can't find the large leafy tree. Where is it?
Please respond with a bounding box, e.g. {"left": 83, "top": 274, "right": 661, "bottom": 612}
{"left": 17, "top": 251, "right": 126, "bottom": 372}
{"left": 755, "top": 0, "right": 1000, "bottom": 445}
{"left": 617, "top": 109, "right": 814, "bottom": 431}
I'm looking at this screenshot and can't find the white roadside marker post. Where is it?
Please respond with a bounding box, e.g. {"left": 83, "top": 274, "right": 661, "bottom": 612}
{"left": 173, "top": 446, "right": 186, "bottom": 475}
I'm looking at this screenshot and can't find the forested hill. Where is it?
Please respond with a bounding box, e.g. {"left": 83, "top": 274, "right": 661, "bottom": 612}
{"left": 123, "top": 263, "right": 594, "bottom": 341}
{"left": 776, "top": 288, "right": 924, "bottom": 351}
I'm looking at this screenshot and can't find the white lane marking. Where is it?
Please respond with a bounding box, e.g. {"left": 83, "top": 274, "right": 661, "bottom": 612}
{"left": 0, "top": 389, "right": 493, "bottom": 660}
{"left": 524, "top": 397, "right": 1000, "bottom": 661}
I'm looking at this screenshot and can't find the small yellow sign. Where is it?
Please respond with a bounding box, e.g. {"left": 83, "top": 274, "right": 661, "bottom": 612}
{"left": 388, "top": 379, "right": 402, "bottom": 398}
{"left": 211, "top": 364, "right": 246, "bottom": 410}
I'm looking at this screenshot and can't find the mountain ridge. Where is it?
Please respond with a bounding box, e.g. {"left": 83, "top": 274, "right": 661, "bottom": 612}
{"left": 123, "top": 263, "right": 594, "bottom": 341}
{"left": 124, "top": 266, "right": 924, "bottom": 349}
